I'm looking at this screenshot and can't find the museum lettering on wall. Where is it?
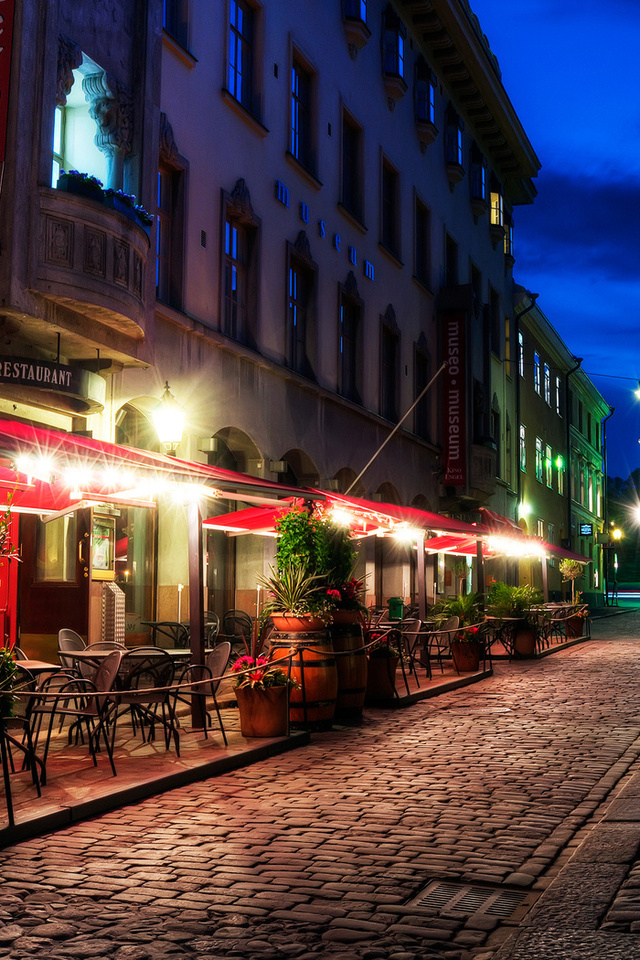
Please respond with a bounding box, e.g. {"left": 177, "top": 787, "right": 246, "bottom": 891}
{"left": 0, "top": 0, "right": 16, "bottom": 163}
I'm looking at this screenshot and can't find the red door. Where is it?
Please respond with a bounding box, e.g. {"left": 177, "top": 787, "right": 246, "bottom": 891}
{"left": 18, "top": 509, "right": 91, "bottom": 656}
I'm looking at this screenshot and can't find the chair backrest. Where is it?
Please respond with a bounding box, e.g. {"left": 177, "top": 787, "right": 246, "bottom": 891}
{"left": 92, "top": 649, "right": 124, "bottom": 712}
{"left": 12, "top": 646, "right": 27, "bottom": 661}
{"left": 153, "top": 622, "right": 190, "bottom": 649}
{"left": 11, "top": 665, "right": 36, "bottom": 724}
{"left": 85, "top": 641, "right": 127, "bottom": 652}
{"left": 58, "top": 632, "right": 86, "bottom": 671}
{"left": 204, "top": 612, "right": 220, "bottom": 644}
{"left": 206, "top": 641, "right": 231, "bottom": 694}
{"left": 58, "top": 628, "right": 86, "bottom": 649}
{"left": 222, "top": 610, "right": 252, "bottom": 642}
{"left": 441, "top": 616, "right": 459, "bottom": 633}
{"left": 401, "top": 619, "right": 422, "bottom": 638}
{"left": 120, "top": 650, "right": 175, "bottom": 694}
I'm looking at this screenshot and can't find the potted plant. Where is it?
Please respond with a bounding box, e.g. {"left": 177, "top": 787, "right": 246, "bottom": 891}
{"left": 486, "top": 581, "right": 543, "bottom": 657}
{"left": 258, "top": 563, "right": 333, "bottom": 632}
{"left": 365, "top": 628, "right": 403, "bottom": 699}
{"left": 0, "top": 647, "right": 18, "bottom": 721}
{"left": 57, "top": 169, "right": 105, "bottom": 202}
{"left": 230, "top": 654, "right": 299, "bottom": 738}
{"left": 431, "top": 592, "right": 485, "bottom": 672}
{"left": 559, "top": 558, "right": 586, "bottom": 604}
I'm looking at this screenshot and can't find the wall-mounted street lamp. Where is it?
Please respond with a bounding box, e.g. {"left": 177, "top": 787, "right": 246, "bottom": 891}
{"left": 152, "top": 381, "right": 185, "bottom": 455}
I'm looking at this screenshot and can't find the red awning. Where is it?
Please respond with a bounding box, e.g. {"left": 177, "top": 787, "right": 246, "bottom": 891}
{"left": 308, "top": 490, "right": 481, "bottom": 537}
{"left": 0, "top": 419, "right": 312, "bottom": 513}
{"left": 538, "top": 541, "right": 591, "bottom": 564}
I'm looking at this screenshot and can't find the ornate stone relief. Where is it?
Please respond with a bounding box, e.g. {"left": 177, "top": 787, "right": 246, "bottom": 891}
{"left": 45, "top": 218, "right": 74, "bottom": 267}
{"left": 292, "top": 230, "right": 312, "bottom": 265}
{"left": 113, "top": 240, "right": 129, "bottom": 287}
{"left": 56, "top": 36, "right": 83, "bottom": 107}
{"left": 344, "top": 270, "right": 359, "bottom": 301}
{"left": 382, "top": 303, "right": 399, "bottom": 334}
{"left": 82, "top": 71, "right": 133, "bottom": 189}
{"left": 159, "top": 112, "right": 179, "bottom": 163}
{"left": 84, "top": 228, "right": 106, "bottom": 277}
{"left": 228, "top": 178, "right": 255, "bottom": 225}
{"left": 133, "top": 255, "right": 143, "bottom": 299}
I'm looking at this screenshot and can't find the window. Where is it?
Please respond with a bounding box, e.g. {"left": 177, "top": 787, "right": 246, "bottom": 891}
{"left": 163, "top": 0, "right": 189, "bottom": 48}
{"left": 445, "top": 234, "right": 458, "bottom": 286}
{"left": 470, "top": 144, "right": 487, "bottom": 206}
{"left": 344, "top": 0, "right": 367, "bottom": 22}
{"left": 519, "top": 423, "right": 526, "bottom": 472}
{"left": 339, "top": 275, "right": 362, "bottom": 404}
{"left": 491, "top": 397, "right": 501, "bottom": 477}
{"left": 414, "top": 57, "right": 436, "bottom": 137}
{"left": 489, "top": 288, "right": 500, "bottom": 356}
{"left": 505, "top": 315, "right": 511, "bottom": 367}
{"left": 382, "top": 4, "right": 406, "bottom": 80}
{"left": 504, "top": 213, "right": 514, "bottom": 259}
{"left": 380, "top": 309, "right": 399, "bottom": 421}
{"left": 545, "top": 444, "right": 553, "bottom": 488}
{"left": 221, "top": 178, "right": 259, "bottom": 347}
{"left": 505, "top": 416, "right": 513, "bottom": 485}
{"left": 414, "top": 338, "right": 431, "bottom": 441}
{"left": 518, "top": 331, "right": 524, "bottom": 378}
{"left": 535, "top": 436, "right": 543, "bottom": 482}
{"left": 156, "top": 160, "right": 185, "bottom": 309}
{"left": 381, "top": 157, "right": 400, "bottom": 257}
{"left": 544, "top": 363, "right": 551, "bottom": 405}
{"left": 536, "top": 518, "right": 545, "bottom": 539}
{"left": 36, "top": 515, "right": 77, "bottom": 582}
{"left": 588, "top": 471, "right": 594, "bottom": 512}
{"left": 52, "top": 60, "right": 110, "bottom": 189}
{"left": 228, "top": 0, "right": 255, "bottom": 114}
{"left": 490, "top": 180, "right": 504, "bottom": 228}
{"left": 548, "top": 522, "right": 555, "bottom": 545}
{"left": 445, "top": 106, "right": 464, "bottom": 167}
{"left": 556, "top": 376, "right": 562, "bottom": 416}
{"left": 579, "top": 465, "right": 585, "bottom": 505}
{"left": 557, "top": 455, "right": 565, "bottom": 495}
{"left": 290, "top": 55, "right": 315, "bottom": 172}
{"left": 287, "top": 235, "right": 317, "bottom": 379}
{"left": 414, "top": 197, "right": 431, "bottom": 287}
{"left": 534, "top": 351, "right": 541, "bottom": 394}
{"left": 341, "top": 109, "right": 364, "bottom": 221}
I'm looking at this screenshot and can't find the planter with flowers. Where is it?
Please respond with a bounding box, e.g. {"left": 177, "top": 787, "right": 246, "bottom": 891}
{"left": 430, "top": 592, "right": 486, "bottom": 672}
{"left": 56, "top": 172, "right": 153, "bottom": 235}
{"left": 57, "top": 169, "right": 105, "bottom": 202}
{"left": 450, "top": 625, "right": 484, "bottom": 673}
{"left": 364, "top": 629, "right": 403, "bottom": 700}
{"left": 231, "top": 654, "right": 299, "bottom": 738}
{"left": 486, "top": 581, "right": 543, "bottom": 657}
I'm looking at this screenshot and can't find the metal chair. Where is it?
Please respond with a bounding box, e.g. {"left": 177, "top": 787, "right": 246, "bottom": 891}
{"left": 222, "top": 610, "right": 252, "bottom": 652}
{"left": 111, "top": 649, "right": 180, "bottom": 754}
{"left": 30, "top": 650, "right": 123, "bottom": 782}
{"left": 150, "top": 622, "right": 190, "bottom": 649}
{"left": 204, "top": 612, "right": 221, "bottom": 646}
{"left": 175, "top": 643, "right": 231, "bottom": 747}
{"left": 57, "top": 628, "right": 86, "bottom": 674}
{"left": 427, "top": 616, "right": 459, "bottom": 672}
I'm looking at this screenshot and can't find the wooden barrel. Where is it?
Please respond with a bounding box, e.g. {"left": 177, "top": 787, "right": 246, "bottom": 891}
{"left": 270, "top": 631, "right": 338, "bottom": 729}
{"left": 330, "top": 622, "right": 367, "bottom": 718}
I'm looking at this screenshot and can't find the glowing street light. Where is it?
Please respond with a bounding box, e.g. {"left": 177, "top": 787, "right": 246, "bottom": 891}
{"left": 152, "top": 381, "right": 185, "bottom": 455}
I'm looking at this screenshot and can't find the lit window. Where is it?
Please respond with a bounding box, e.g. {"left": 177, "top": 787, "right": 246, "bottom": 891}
{"left": 228, "top": 0, "right": 255, "bottom": 113}
{"left": 504, "top": 215, "right": 514, "bottom": 259}
{"left": 339, "top": 280, "right": 362, "bottom": 404}
{"left": 537, "top": 518, "right": 545, "bottom": 539}
{"left": 51, "top": 62, "right": 109, "bottom": 188}
{"left": 544, "top": 363, "right": 551, "bottom": 405}
{"left": 287, "top": 249, "right": 316, "bottom": 379}
{"left": 555, "top": 376, "right": 562, "bottom": 416}
{"left": 534, "top": 351, "right": 541, "bottom": 394}
{"left": 545, "top": 444, "right": 553, "bottom": 488}
{"left": 445, "top": 106, "right": 464, "bottom": 167}
{"left": 588, "top": 472, "right": 594, "bottom": 512}
{"left": 344, "top": 0, "right": 367, "bottom": 22}
{"left": 470, "top": 145, "right": 487, "bottom": 203}
{"left": 490, "top": 183, "right": 504, "bottom": 227}
{"left": 415, "top": 57, "right": 436, "bottom": 126}
{"left": 556, "top": 455, "right": 565, "bottom": 495}
{"left": 519, "top": 423, "right": 526, "bottom": 472}
{"left": 535, "top": 436, "right": 543, "bottom": 482}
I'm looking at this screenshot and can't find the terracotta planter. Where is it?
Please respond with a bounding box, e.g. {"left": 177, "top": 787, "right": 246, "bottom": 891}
{"left": 236, "top": 685, "right": 289, "bottom": 738}
{"left": 566, "top": 616, "right": 583, "bottom": 638}
{"left": 271, "top": 613, "right": 326, "bottom": 633}
{"left": 365, "top": 655, "right": 398, "bottom": 700}
{"left": 451, "top": 640, "right": 481, "bottom": 673}
{"left": 514, "top": 626, "right": 536, "bottom": 657}
{"left": 331, "top": 608, "right": 362, "bottom": 626}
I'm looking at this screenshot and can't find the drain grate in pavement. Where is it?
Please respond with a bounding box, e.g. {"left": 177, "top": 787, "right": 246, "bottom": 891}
{"left": 409, "top": 881, "right": 529, "bottom": 920}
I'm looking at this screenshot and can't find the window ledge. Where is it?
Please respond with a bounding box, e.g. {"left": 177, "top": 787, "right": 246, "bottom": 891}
{"left": 378, "top": 242, "right": 403, "bottom": 269}
{"left": 285, "top": 152, "right": 323, "bottom": 191}
{"left": 221, "top": 88, "right": 269, "bottom": 137}
{"left": 416, "top": 119, "right": 438, "bottom": 152}
{"left": 337, "top": 202, "right": 367, "bottom": 235}
{"left": 162, "top": 30, "right": 198, "bottom": 67}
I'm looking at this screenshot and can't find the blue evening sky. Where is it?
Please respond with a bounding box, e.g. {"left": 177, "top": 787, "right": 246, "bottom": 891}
{"left": 469, "top": 0, "right": 640, "bottom": 479}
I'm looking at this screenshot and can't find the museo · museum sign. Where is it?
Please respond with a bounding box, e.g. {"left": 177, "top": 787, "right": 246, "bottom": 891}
{"left": 0, "top": 0, "right": 16, "bottom": 163}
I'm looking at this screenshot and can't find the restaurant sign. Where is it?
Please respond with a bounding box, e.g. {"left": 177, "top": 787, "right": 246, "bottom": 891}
{"left": 442, "top": 313, "right": 466, "bottom": 486}
{"left": 0, "top": 356, "right": 83, "bottom": 393}
{"left": 0, "top": 0, "right": 16, "bottom": 163}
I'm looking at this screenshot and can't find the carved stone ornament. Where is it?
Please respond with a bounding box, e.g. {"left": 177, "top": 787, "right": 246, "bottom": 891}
{"left": 293, "top": 230, "right": 312, "bottom": 264}
{"left": 159, "top": 112, "right": 179, "bottom": 162}
{"left": 56, "top": 36, "right": 83, "bottom": 107}
{"left": 83, "top": 229, "right": 106, "bottom": 277}
{"left": 382, "top": 303, "right": 399, "bottom": 334}
{"left": 83, "top": 71, "right": 133, "bottom": 157}
{"left": 228, "top": 178, "right": 255, "bottom": 225}
{"left": 46, "top": 217, "right": 74, "bottom": 267}
{"left": 113, "top": 240, "right": 129, "bottom": 287}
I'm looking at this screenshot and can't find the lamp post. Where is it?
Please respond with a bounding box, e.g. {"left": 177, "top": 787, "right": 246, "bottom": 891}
{"left": 151, "top": 381, "right": 185, "bottom": 455}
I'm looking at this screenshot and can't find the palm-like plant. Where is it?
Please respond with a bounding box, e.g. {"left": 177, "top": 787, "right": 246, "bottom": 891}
{"left": 258, "top": 563, "right": 332, "bottom": 619}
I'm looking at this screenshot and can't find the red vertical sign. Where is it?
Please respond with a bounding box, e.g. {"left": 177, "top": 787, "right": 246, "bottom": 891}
{"left": 0, "top": 0, "right": 16, "bottom": 163}
{"left": 442, "top": 313, "right": 466, "bottom": 486}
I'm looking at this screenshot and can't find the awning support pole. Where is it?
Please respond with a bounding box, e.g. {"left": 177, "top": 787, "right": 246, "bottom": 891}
{"left": 417, "top": 533, "right": 427, "bottom": 620}
{"left": 188, "top": 501, "right": 205, "bottom": 728}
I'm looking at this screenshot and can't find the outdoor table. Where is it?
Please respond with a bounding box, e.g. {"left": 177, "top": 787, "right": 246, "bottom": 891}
{"left": 484, "top": 616, "right": 521, "bottom": 659}
{"left": 20, "top": 660, "right": 63, "bottom": 678}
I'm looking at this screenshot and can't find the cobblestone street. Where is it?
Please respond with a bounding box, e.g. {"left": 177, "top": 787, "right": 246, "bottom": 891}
{"left": 1, "top": 612, "right": 640, "bottom": 959}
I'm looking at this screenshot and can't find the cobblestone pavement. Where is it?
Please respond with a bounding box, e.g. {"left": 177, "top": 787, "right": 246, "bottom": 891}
{"left": 1, "top": 612, "right": 640, "bottom": 960}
